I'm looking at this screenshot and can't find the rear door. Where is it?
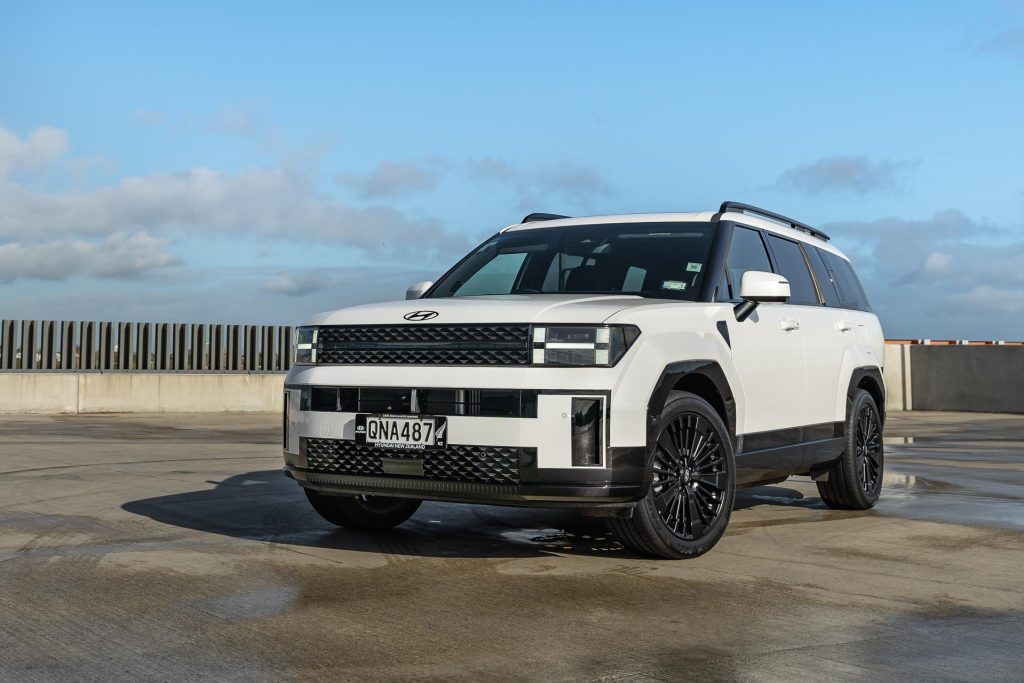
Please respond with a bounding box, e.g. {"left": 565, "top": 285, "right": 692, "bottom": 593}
{"left": 719, "top": 226, "right": 806, "bottom": 436}
{"left": 764, "top": 234, "right": 848, "bottom": 429}
{"left": 817, "top": 249, "right": 884, "bottom": 370}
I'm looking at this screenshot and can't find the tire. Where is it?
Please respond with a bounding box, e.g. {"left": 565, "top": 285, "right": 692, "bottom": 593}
{"left": 609, "top": 391, "right": 736, "bottom": 559}
{"left": 817, "top": 388, "right": 884, "bottom": 510}
{"left": 304, "top": 489, "right": 422, "bottom": 531}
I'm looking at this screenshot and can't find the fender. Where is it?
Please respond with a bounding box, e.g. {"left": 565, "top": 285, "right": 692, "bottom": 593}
{"left": 642, "top": 360, "right": 736, "bottom": 496}
{"left": 646, "top": 360, "right": 737, "bottom": 448}
{"left": 848, "top": 365, "right": 886, "bottom": 424}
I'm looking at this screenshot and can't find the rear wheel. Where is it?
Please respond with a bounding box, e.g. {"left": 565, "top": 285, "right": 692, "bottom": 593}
{"left": 304, "top": 490, "right": 422, "bottom": 530}
{"left": 817, "top": 388, "right": 884, "bottom": 510}
{"left": 609, "top": 391, "right": 736, "bottom": 559}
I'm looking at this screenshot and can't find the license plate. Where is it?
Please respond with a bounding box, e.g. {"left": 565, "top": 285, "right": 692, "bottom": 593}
{"left": 355, "top": 414, "right": 447, "bottom": 450}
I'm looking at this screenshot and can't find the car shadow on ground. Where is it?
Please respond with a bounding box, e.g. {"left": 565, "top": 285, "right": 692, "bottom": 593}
{"left": 122, "top": 469, "right": 824, "bottom": 560}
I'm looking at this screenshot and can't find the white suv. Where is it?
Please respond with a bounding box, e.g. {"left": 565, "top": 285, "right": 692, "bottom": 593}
{"left": 283, "top": 202, "right": 885, "bottom": 558}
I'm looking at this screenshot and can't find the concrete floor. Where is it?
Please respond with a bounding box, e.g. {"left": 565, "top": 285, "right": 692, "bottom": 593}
{"left": 1, "top": 412, "right": 1023, "bottom": 682}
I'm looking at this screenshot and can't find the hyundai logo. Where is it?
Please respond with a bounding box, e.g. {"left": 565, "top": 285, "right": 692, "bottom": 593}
{"left": 403, "top": 310, "right": 439, "bottom": 321}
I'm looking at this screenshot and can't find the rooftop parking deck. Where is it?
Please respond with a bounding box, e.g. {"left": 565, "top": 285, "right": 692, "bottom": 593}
{"left": 2, "top": 411, "right": 1023, "bottom": 681}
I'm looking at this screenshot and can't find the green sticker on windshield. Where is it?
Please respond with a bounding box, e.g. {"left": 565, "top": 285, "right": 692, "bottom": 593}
{"left": 686, "top": 262, "right": 702, "bottom": 272}
{"left": 662, "top": 280, "right": 687, "bottom": 291}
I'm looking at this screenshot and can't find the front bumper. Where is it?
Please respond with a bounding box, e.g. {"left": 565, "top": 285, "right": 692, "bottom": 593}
{"left": 282, "top": 349, "right": 656, "bottom": 506}
{"left": 285, "top": 445, "right": 645, "bottom": 508}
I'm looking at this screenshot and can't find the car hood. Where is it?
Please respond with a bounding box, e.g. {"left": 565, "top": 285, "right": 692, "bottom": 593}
{"left": 307, "top": 294, "right": 664, "bottom": 326}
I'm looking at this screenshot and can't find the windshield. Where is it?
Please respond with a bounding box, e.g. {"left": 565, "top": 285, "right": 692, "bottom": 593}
{"left": 429, "top": 222, "right": 716, "bottom": 300}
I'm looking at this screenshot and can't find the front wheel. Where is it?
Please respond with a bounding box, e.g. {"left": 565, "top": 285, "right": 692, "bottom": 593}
{"left": 609, "top": 391, "right": 736, "bottom": 559}
{"left": 304, "top": 490, "right": 422, "bottom": 530}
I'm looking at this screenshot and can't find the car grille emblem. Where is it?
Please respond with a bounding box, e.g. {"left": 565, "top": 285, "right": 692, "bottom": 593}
{"left": 403, "top": 310, "right": 439, "bottom": 321}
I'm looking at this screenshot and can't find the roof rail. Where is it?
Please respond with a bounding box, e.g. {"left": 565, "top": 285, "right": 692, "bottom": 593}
{"left": 719, "top": 201, "right": 830, "bottom": 242}
{"left": 521, "top": 212, "right": 570, "bottom": 223}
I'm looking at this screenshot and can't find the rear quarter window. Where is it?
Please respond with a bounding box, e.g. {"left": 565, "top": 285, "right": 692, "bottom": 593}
{"left": 805, "top": 246, "right": 841, "bottom": 307}
{"left": 818, "top": 249, "right": 872, "bottom": 312}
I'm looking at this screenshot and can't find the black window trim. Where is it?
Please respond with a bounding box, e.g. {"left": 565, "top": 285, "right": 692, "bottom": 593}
{"left": 804, "top": 244, "right": 842, "bottom": 308}
{"left": 797, "top": 243, "right": 826, "bottom": 306}
{"left": 816, "top": 247, "right": 873, "bottom": 313}
{"left": 756, "top": 227, "right": 826, "bottom": 308}
{"left": 720, "top": 222, "right": 776, "bottom": 303}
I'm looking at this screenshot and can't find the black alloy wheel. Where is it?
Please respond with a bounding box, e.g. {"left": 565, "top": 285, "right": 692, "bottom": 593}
{"left": 651, "top": 413, "right": 728, "bottom": 540}
{"left": 609, "top": 391, "right": 736, "bottom": 559}
{"left": 855, "top": 402, "right": 882, "bottom": 494}
{"left": 817, "top": 388, "right": 884, "bottom": 510}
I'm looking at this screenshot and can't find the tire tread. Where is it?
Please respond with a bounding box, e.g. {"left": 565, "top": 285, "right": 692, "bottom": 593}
{"left": 817, "top": 389, "right": 882, "bottom": 510}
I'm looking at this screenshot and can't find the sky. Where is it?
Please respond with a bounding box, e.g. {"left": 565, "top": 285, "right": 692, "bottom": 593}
{"left": 1, "top": 0, "right": 1023, "bottom": 340}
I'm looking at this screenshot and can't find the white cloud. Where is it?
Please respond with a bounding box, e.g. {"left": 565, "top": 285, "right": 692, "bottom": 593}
{"left": 922, "top": 251, "right": 953, "bottom": 276}
{"left": 334, "top": 159, "right": 445, "bottom": 198}
{"left": 948, "top": 285, "right": 1024, "bottom": 315}
{"left": 0, "top": 232, "right": 179, "bottom": 282}
{"left": 0, "top": 122, "right": 476, "bottom": 291}
{"left": 0, "top": 126, "right": 70, "bottom": 179}
{"left": 468, "top": 157, "right": 616, "bottom": 210}
{"left": 209, "top": 99, "right": 270, "bottom": 135}
{"left": 777, "top": 155, "right": 913, "bottom": 195}
{"left": 0, "top": 165, "right": 468, "bottom": 255}
{"left": 825, "top": 210, "right": 1024, "bottom": 338}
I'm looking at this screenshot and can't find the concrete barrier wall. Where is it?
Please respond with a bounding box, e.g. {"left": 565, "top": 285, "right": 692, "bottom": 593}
{"left": 909, "top": 346, "right": 1024, "bottom": 413}
{"left": 3, "top": 345, "right": 1022, "bottom": 414}
{"left": 882, "top": 344, "right": 911, "bottom": 411}
{"left": 0, "top": 373, "right": 284, "bottom": 414}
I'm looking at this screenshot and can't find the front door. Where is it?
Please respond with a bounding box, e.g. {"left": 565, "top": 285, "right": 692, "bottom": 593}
{"left": 719, "top": 226, "right": 807, "bottom": 437}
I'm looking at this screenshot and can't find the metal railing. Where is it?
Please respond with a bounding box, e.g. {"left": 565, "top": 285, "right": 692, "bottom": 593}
{"left": 0, "top": 320, "right": 293, "bottom": 372}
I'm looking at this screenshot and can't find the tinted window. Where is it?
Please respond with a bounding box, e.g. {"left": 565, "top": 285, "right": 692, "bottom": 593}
{"left": 430, "top": 222, "right": 717, "bottom": 301}
{"left": 722, "top": 227, "right": 772, "bottom": 301}
{"left": 806, "top": 247, "right": 841, "bottom": 307}
{"left": 451, "top": 252, "right": 528, "bottom": 296}
{"left": 765, "top": 235, "right": 819, "bottom": 305}
{"left": 819, "top": 250, "right": 872, "bottom": 312}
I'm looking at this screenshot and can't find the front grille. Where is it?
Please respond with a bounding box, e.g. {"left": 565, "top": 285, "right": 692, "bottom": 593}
{"left": 316, "top": 325, "right": 530, "bottom": 366}
{"left": 307, "top": 386, "right": 538, "bottom": 418}
{"left": 304, "top": 438, "right": 525, "bottom": 485}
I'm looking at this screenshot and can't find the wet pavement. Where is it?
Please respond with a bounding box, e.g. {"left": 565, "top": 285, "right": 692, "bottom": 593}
{"left": 1, "top": 411, "right": 1023, "bottom": 681}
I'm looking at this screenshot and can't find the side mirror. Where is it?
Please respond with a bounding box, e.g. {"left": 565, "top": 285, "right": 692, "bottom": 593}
{"left": 734, "top": 271, "right": 790, "bottom": 322}
{"left": 406, "top": 281, "right": 433, "bottom": 300}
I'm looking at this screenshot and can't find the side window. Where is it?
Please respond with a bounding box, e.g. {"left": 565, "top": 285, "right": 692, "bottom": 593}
{"left": 722, "top": 227, "right": 772, "bottom": 301}
{"left": 452, "top": 252, "right": 528, "bottom": 296}
{"left": 806, "top": 247, "right": 841, "bottom": 307}
{"left": 765, "top": 234, "right": 819, "bottom": 306}
{"left": 820, "top": 250, "right": 872, "bottom": 312}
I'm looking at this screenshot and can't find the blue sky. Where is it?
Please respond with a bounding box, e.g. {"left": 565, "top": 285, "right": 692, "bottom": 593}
{"left": 1, "top": 1, "right": 1023, "bottom": 339}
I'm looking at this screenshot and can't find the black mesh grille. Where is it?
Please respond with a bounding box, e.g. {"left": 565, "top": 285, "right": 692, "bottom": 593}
{"left": 316, "top": 325, "right": 530, "bottom": 366}
{"left": 304, "top": 438, "right": 524, "bottom": 485}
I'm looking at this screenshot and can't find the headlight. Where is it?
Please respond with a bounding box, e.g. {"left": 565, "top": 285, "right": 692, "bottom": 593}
{"left": 531, "top": 325, "right": 640, "bottom": 367}
{"left": 295, "top": 326, "right": 318, "bottom": 364}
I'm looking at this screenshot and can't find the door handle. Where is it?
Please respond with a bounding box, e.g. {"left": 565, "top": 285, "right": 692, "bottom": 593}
{"left": 835, "top": 321, "right": 853, "bottom": 332}
{"left": 780, "top": 319, "right": 800, "bottom": 332}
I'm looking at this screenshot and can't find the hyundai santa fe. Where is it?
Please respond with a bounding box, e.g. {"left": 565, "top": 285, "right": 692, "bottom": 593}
{"left": 282, "top": 201, "right": 885, "bottom": 558}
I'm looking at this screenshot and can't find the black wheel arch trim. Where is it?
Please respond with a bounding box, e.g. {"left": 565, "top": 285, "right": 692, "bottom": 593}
{"left": 645, "top": 360, "right": 737, "bottom": 495}
{"left": 848, "top": 366, "right": 886, "bottom": 424}
{"left": 647, "top": 360, "right": 736, "bottom": 444}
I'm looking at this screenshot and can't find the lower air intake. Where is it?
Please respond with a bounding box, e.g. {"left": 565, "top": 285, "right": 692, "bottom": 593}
{"left": 304, "top": 438, "right": 525, "bottom": 485}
